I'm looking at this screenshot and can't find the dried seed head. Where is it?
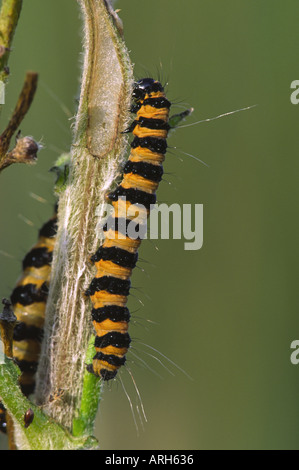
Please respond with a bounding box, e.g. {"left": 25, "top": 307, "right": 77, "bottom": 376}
{"left": 8, "top": 136, "right": 39, "bottom": 164}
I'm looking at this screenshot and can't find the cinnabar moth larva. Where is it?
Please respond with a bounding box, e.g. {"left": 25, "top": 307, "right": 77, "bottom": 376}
{"left": 10, "top": 205, "right": 58, "bottom": 395}
{"left": 86, "top": 78, "right": 171, "bottom": 381}
{"left": 0, "top": 205, "right": 57, "bottom": 434}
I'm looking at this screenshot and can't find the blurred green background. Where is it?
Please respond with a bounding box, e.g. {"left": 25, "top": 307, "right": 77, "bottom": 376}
{"left": 1, "top": 0, "right": 299, "bottom": 450}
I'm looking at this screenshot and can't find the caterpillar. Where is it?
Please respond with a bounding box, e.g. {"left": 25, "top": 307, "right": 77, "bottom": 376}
{"left": 10, "top": 205, "right": 58, "bottom": 396}
{"left": 86, "top": 77, "right": 171, "bottom": 381}
{"left": 0, "top": 206, "right": 57, "bottom": 435}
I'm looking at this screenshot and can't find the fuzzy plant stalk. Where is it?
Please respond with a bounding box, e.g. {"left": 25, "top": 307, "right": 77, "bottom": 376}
{"left": 34, "top": 0, "right": 134, "bottom": 433}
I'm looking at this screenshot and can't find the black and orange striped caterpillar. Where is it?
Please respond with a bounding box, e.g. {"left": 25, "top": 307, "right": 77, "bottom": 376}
{"left": 86, "top": 78, "right": 171, "bottom": 381}
{"left": 0, "top": 206, "right": 57, "bottom": 434}
{"left": 11, "top": 206, "right": 57, "bottom": 395}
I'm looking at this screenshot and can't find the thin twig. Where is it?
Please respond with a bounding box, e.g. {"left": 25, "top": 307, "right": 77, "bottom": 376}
{"left": 0, "top": 71, "right": 38, "bottom": 154}
{"left": 0, "top": 71, "right": 38, "bottom": 171}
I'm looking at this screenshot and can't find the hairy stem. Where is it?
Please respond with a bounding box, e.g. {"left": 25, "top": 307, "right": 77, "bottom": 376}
{"left": 35, "top": 0, "right": 133, "bottom": 432}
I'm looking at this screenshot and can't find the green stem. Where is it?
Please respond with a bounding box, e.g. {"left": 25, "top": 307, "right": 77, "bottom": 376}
{"left": 72, "top": 336, "right": 102, "bottom": 437}
{"left": 0, "top": 0, "right": 23, "bottom": 83}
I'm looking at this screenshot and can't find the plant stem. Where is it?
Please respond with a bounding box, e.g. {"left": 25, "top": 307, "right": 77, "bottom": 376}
{"left": 0, "top": 0, "right": 23, "bottom": 83}
{"left": 72, "top": 335, "right": 102, "bottom": 437}
{"left": 0, "top": 71, "right": 38, "bottom": 171}
{"left": 35, "top": 0, "right": 133, "bottom": 432}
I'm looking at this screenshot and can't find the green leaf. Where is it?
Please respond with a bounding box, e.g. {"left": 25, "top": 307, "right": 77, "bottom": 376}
{"left": 0, "top": 357, "right": 98, "bottom": 450}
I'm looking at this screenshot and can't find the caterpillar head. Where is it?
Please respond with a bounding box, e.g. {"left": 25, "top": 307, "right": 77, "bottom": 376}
{"left": 132, "top": 78, "right": 164, "bottom": 101}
